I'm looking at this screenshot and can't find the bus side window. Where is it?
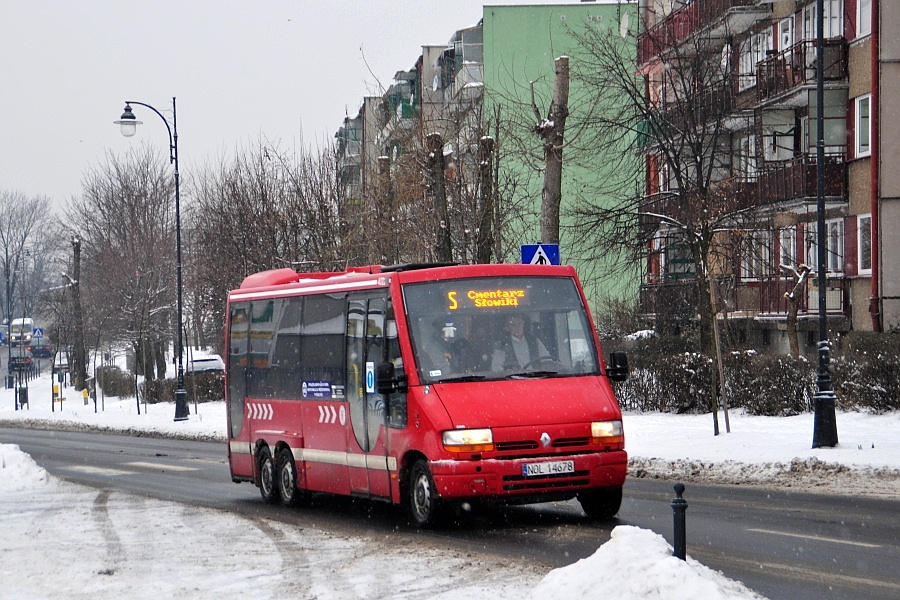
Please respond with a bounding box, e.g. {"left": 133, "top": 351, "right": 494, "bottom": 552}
{"left": 227, "top": 303, "right": 250, "bottom": 437}
{"left": 384, "top": 301, "right": 407, "bottom": 428}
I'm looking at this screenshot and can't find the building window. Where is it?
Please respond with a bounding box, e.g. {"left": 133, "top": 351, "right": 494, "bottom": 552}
{"left": 779, "top": 18, "right": 793, "bottom": 50}
{"left": 858, "top": 214, "right": 872, "bottom": 274}
{"left": 803, "top": 0, "right": 844, "bottom": 40}
{"left": 857, "top": 0, "right": 872, "bottom": 38}
{"left": 734, "top": 132, "right": 757, "bottom": 181}
{"left": 806, "top": 218, "right": 844, "bottom": 274}
{"left": 738, "top": 30, "right": 772, "bottom": 91}
{"left": 855, "top": 95, "right": 871, "bottom": 157}
{"left": 659, "top": 234, "right": 694, "bottom": 281}
{"left": 779, "top": 227, "right": 797, "bottom": 267}
{"left": 740, "top": 230, "right": 772, "bottom": 281}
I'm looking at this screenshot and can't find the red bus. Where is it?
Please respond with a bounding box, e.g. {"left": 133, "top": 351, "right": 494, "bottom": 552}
{"left": 225, "top": 262, "right": 629, "bottom": 527}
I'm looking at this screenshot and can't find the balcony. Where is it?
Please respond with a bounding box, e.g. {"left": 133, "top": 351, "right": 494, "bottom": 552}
{"left": 757, "top": 275, "right": 849, "bottom": 317}
{"left": 757, "top": 39, "right": 847, "bottom": 105}
{"left": 639, "top": 280, "right": 699, "bottom": 332}
{"left": 757, "top": 154, "right": 845, "bottom": 206}
{"left": 638, "top": 0, "right": 767, "bottom": 66}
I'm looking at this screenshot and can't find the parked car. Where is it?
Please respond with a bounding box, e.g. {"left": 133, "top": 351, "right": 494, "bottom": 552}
{"left": 187, "top": 355, "right": 225, "bottom": 373}
{"left": 8, "top": 351, "right": 33, "bottom": 373}
{"left": 28, "top": 343, "right": 53, "bottom": 359}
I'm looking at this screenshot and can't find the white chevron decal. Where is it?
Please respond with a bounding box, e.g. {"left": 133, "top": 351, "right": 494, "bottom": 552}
{"left": 247, "top": 402, "right": 273, "bottom": 420}
{"left": 317, "top": 404, "right": 338, "bottom": 424}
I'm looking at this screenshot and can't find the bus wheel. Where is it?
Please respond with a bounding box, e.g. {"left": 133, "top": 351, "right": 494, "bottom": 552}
{"left": 276, "top": 448, "right": 307, "bottom": 507}
{"left": 258, "top": 446, "right": 278, "bottom": 504}
{"left": 406, "top": 460, "right": 442, "bottom": 528}
{"left": 577, "top": 487, "right": 623, "bottom": 520}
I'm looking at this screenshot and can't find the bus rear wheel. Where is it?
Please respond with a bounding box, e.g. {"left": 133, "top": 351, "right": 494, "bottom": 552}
{"left": 577, "top": 487, "right": 622, "bottom": 520}
{"left": 405, "top": 460, "right": 442, "bottom": 528}
{"left": 257, "top": 446, "right": 278, "bottom": 504}
{"left": 276, "top": 448, "right": 308, "bottom": 507}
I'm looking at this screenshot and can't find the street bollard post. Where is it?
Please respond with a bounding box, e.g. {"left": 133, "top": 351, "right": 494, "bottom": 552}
{"left": 672, "top": 482, "right": 688, "bottom": 560}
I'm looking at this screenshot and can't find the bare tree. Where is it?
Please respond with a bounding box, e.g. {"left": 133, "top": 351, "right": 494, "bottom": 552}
{"left": 189, "top": 140, "right": 344, "bottom": 353}
{"left": 564, "top": 16, "right": 771, "bottom": 434}
{"left": 0, "top": 192, "right": 55, "bottom": 328}
{"left": 67, "top": 147, "right": 177, "bottom": 384}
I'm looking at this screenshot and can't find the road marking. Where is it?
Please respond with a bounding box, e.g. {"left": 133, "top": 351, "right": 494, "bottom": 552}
{"left": 64, "top": 466, "right": 131, "bottom": 477}
{"left": 125, "top": 461, "right": 197, "bottom": 472}
{"left": 746, "top": 528, "right": 882, "bottom": 548}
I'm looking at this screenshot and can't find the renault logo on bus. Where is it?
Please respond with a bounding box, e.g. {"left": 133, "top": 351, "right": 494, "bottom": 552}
{"left": 540, "top": 432, "right": 552, "bottom": 448}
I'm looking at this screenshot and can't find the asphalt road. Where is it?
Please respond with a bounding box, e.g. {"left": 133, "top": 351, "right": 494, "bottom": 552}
{"left": 1, "top": 426, "right": 898, "bottom": 599}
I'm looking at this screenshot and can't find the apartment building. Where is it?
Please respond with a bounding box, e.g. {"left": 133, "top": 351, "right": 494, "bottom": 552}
{"left": 637, "top": 0, "right": 897, "bottom": 353}
{"left": 335, "top": 2, "right": 639, "bottom": 310}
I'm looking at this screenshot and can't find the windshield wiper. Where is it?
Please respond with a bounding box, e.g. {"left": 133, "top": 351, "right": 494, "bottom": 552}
{"left": 431, "top": 374, "right": 488, "bottom": 383}
{"left": 506, "top": 370, "right": 559, "bottom": 379}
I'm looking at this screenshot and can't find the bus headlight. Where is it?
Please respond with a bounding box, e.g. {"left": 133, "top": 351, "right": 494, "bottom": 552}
{"left": 591, "top": 420, "right": 624, "bottom": 446}
{"left": 442, "top": 428, "right": 494, "bottom": 453}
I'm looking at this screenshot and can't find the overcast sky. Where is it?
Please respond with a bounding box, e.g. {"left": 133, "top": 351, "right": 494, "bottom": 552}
{"left": 0, "top": 0, "right": 584, "bottom": 213}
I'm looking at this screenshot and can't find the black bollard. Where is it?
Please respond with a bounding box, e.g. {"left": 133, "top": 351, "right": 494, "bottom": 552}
{"left": 672, "top": 482, "right": 688, "bottom": 560}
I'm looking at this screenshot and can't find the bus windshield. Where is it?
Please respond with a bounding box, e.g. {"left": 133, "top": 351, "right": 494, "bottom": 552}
{"left": 402, "top": 276, "right": 600, "bottom": 384}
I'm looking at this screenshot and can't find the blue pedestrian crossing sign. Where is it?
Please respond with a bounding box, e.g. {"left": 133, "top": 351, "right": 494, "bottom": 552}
{"left": 33, "top": 328, "right": 44, "bottom": 338}
{"left": 521, "top": 244, "right": 560, "bottom": 265}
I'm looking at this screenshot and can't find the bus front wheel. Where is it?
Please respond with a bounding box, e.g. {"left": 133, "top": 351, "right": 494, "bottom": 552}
{"left": 257, "top": 446, "right": 278, "bottom": 504}
{"left": 577, "top": 487, "right": 622, "bottom": 520}
{"left": 405, "top": 460, "right": 442, "bottom": 528}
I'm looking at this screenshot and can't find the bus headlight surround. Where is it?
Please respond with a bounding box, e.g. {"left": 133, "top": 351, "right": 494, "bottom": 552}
{"left": 443, "top": 428, "right": 494, "bottom": 453}
{"left": 591, "top": 420, "right": 624, "bottom": 446}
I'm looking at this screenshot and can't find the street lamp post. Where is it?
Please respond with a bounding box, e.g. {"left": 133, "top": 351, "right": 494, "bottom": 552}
{"left": 812, "top": 0, "right": 838, "bottom": 447}
{"left": 115, "top": 97, "right": 189, "bottom": 421}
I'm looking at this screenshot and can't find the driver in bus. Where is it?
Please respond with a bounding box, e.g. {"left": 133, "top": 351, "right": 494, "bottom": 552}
{"left": 491, "top": 312, "right": 549, "bottom": 370}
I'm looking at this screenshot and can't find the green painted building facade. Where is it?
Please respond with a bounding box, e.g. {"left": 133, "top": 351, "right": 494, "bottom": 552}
{"left": 482, "top": 1, "right": 638, "bottom": 312}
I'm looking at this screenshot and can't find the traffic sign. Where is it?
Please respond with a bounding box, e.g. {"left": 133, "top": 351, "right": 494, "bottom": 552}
{"left": 33, "top": 328, "right": 44, "bottom": 338}
{"left": 521, "top": 243, "right": 560, "bottom": 265}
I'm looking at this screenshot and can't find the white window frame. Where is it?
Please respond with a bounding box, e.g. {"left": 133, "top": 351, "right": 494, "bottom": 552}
{"left": 737, "top": 30, "right": 772, "bottom": 91}
{"left": 779, "top": 227, "right": 797, "bottom": 268}
{"left": 855, "top": 94, "right": 871, "bottom": 158}
{"left": 806, "top": 218, "right": 845, "bottom": 274}
{"left": 803, "top": 0, "right": 844, "bottom": 40}
{"left": 734, "top": 132, "right": 758, "bottom": 181}
{"left": 857, "top": 214, "right": 872, "bottom": 275}
{"left": 779, "top": 18, "right": 794, "bottom": 51}
{"left": 740, "top": 230, "right": 773, "bottom": 281}
{"left": 857, "top": 0, "right": 872, "bottom": 39}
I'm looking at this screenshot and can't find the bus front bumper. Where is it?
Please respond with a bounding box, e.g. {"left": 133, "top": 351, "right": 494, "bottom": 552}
{"left": 428, "top": 450, "right": 627, "bottom": 500}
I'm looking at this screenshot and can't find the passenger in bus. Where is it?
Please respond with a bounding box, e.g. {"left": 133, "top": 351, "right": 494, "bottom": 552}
{"left": 491, "top": 312, "right": 550, "bottom": 370}
{"left": 420, "top": 316, "right": 471, "bottom": 374}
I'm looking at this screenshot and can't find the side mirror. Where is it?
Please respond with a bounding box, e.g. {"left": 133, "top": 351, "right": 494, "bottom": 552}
{"left": 607, "top": 350, "right": 629, "bottom": 382}
{"left": 376, "top": 361, "right": 407, "bottom": 395}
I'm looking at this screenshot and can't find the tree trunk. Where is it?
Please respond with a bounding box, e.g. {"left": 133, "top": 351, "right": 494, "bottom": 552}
{"left": 376, "top": 155, "right": 394, "bottom": 264}
{"left": 476, "top": 136, "right": 495, "bottom": 264}
{"left": 426, "top": 133, "right": 452, "bottom": 262}
{"left": 71, "top": 237, "right": 88, "bottom": 391}
{"left": 534, "top": 56, "right": 569, "bottom": 245}
{"left": 783, "top": 264, "right": 811, "bottom": 357}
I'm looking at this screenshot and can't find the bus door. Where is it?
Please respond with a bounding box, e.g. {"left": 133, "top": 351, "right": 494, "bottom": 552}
{"left": 226, "top": 302, "right": 252, "bottom": 479}
{"left": 346, "top": 294, "right": 393, "bottom": 499}
{"left": 295, "top": 293, "right": 350, "bottom": 496}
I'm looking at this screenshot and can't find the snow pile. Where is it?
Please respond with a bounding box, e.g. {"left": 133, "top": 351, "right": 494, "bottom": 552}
{"left": 531, "top": 526, "right": 764, "bottom": 600}
{"left": 0, "top": 443, "right": 54, "bottom": 492}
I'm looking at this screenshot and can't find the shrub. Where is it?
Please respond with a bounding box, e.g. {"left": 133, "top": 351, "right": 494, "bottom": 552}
{"left": 724, "top": 352, "right": 812, "bottom": 416}
{"left": 95, "top": 365, "right": 134, "bottom": 398}
{"left": 613, "top": 332, "right": 899, "bottom": 415}
{"left": 140, "top": 373, "right": 224, "bottom": 404}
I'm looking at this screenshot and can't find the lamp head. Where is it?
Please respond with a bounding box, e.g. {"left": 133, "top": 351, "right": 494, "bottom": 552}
{"left": 114, "top": 104, "right": 142, "bottom": 137}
